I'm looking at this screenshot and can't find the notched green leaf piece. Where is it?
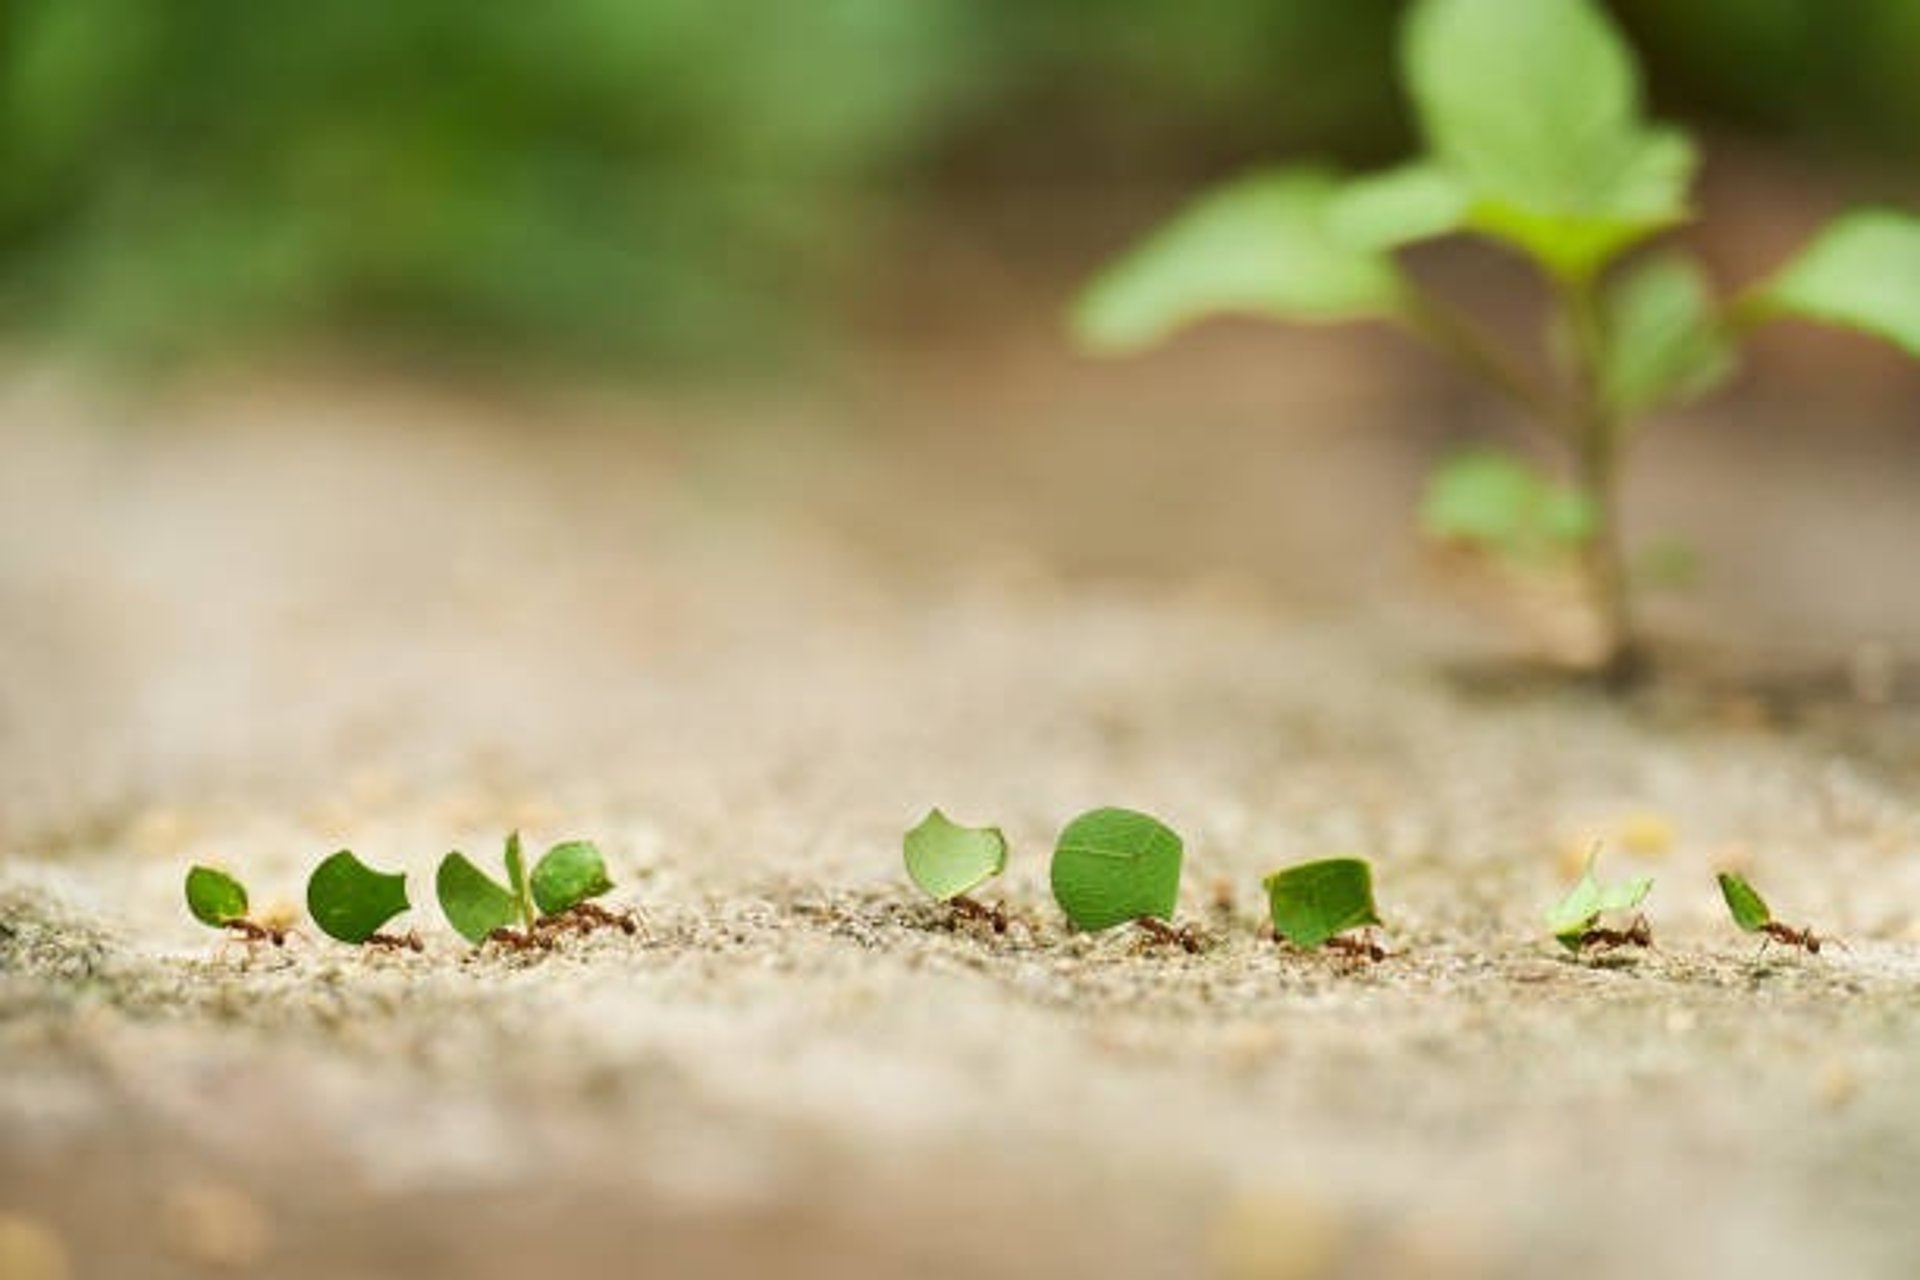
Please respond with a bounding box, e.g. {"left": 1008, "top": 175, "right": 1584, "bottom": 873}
{"left": 1050, "top": 807, "right": 1184, "bottom": 932}
{"left": 1264, "top": 858, "right": 1383, "bottom": 950}
{"left": 1752, "top": 209, "right": 1920, "bottom": 357}
{"left": 306, "top": 849, "right": 410, "bottom": 944}
{"left": 1545, "top": 847, "right": 1653, "bottom": 951}
{"left": 1717, "top": 871, "right": 1773, "bottom": 933}
{"left": 185, "top": 865, "right": 249, "bottom": 928}
{"left": 903, "top": 809, "right": 1007, "bottom": 902}
{"left": 531, "top": 840, "right": 614, "bottom": 917}
{"left": 436, "top": 851, "right": 521, "bottom": 945}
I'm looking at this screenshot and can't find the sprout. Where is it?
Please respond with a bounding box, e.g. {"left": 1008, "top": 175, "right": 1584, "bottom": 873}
{"left": 435, "top": 832, "right": 628, "bottom": 948}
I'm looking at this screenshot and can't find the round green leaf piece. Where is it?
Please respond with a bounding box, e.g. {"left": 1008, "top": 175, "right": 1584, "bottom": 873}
{"left": 1050, "top": 807, "right": 1184, "bottom": 932}
{"left": 903, "top": 809, "right": 1007, "bottom": 902}
{"left": 185, "top": 865, "right": 249, "bottom": 928}
{"left": 1717, "top": 872, "right": 1773, "bottom": 933}
{"left": 305, "top": 849, "right": 410, "bottom": 944}
{"left": 435, "top": 851, "right": 521, "bottom": 944}
{"left": 1264, "top": 857, "right": 1383, "bottom": 949}
{"left": 531, "top": 840, "right": 614, "bottom": 917}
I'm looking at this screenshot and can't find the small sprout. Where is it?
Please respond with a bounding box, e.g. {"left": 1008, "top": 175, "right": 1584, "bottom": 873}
{"left": 1546, "top": 846, "right": 1653, "bottom": 953}
{"left": 435, "top": 832, "right": 623, "bottom": 947}
{"left": 1049, "top": 807, "right": 1184, "bottom": 933}
{"left": 1717, "top": 872, "right": 1841, "bottom": 956}
{"left": 305, "top": 850, "right": 411, "bottom": 945}
{"left": 903, "top": 809, "right": 1010, "bottom": 931}
{"left": 1263, "top": 858, "right": 1385, "bottom": 956}
{"left": 184, "top": 865, "right": 291, "bottom": 947}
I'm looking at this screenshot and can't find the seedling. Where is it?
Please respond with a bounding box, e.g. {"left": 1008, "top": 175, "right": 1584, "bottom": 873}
{"left": 1263, "top": 858, "right": 1387, "bottom": 961}
{"left": 1718, "top": 871, "right": 1841, "bottom": 956}
{"left": 902, "top": 808, "right": 1010, "bottom": 932}
{"left": 183, "top": 865, "right": 293, "bottom": 947}
{"left": 1073, "top": 0, "right": 1920, "bottom": 681}
{"left": 1545, "top": 847, "right": 1653, "bottom": 954}
{"left": 434, "top": 832, "right": 630, "bottom": 949}
{"left": 1049, "top": 807, "right": 1187, "bottom": 939}
{"left": 305, "top": 850, "right": 416, "bottom": 949}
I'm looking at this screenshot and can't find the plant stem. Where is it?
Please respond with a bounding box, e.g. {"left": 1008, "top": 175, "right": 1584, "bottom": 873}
{"left": 1399, "top": 285, "right": 1560, "bottom": 426}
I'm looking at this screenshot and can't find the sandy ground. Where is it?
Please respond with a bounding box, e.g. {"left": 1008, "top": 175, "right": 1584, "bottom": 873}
{"left": 4, "top": 291, "right": 1920, "bottom": 1280}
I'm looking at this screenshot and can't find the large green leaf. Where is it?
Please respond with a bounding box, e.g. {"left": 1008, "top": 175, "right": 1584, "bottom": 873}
{"left": 185, "top": 865, "right": 249, "bottom": 928}
{"left": 1754, "top": 210, "right": 1920, "bottom": 357}
{"left": 435, "top": 851, "right": 521, "bottom": 944}
{"left": 1071, "top": 170, "right": 1406, "bottom": 354}
{"left": 903, "top": 809, "right": 1007, "bottom": 902}
{"left": 1264, "top": 858, "right": 1383, "bottom": 949}
{"left": 1602, "top": 252, "right": 1736, "bottom": 416}
{"left": 1716, "top": 872, "right": 1773, "bottom": 933}
{"left": 1327, "top": 162, "right": 1470, "bottom": 252}
{"left": 1049, "top": 807, "right": 1184, "bottom": 932}
{"left": 305, "top": 849, "right": 410, "bottom": 944}
{"left": 530, "top": 840, "right": 614, "bottom": 917}
{"left": 1403, "top": 0, "right": 1693, "bottom": 279}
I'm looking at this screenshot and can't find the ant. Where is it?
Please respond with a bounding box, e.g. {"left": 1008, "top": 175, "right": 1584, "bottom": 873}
{"left": 948, "top": 895, "right": 1009, "bottom": 934}
{"left": 1323, "top": 932, "right": 1391, "bottom": 963}
{"left": 1757, "top": 921, "right": 1845, "bottom": 956}
{"left": 367, "top": 930, "right": 424, "bottom": 953}
{"left": 1133, "top": 917, "right": 1204, "bottom": 954}
{"left": 483, "top": 926, "right": 555, "bottom": 953}
{"left": 537, "top": 902, "right": 642, "bottom": 938}
{"left": 1575, "top": 914, "right": 1653, "bottom": 953}
{"left": 221, "top": 918, "right": 292, "bottom": 947}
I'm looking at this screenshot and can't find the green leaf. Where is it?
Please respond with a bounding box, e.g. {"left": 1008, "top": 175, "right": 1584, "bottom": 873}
{"left": 1419, "top": 449, "right": 1596, "bottom": 560}
{"left": 1403, "top": 0, "right": 1693, "bottom": 279}
{"left": 185, "top": 865, "right": 249, "bottom": 928}
{"left": 903, "top": 809, "right": 1008, "bottom": 902}
{"left": 1327, "top": 163, "right": 1470, "bottom": 252}
{"left": 1263, "top": 858, "right": 1383, "bottom": 949}
{"left": 502, "top": 831, "right": 534, "bottom": 931}
{"left": 531, "top": 840, "right": 614, "bottom": 917}
{"left": 1071, "top": 169, "right": 1406, "bottom": 354}
{"left": 435, "top": 851, "right": 521, "bottom": 944}
{"left": 1717, "top": 871, "right": 1773, "bottom": 933}
{"left": 305, "top": 849, "right": 410, "bottom": 944}
{"left": 1602, "top": 252, "right": 1736, "bottom": 415}
{"left": 1545, "top": 848, "right": 1653, "bottom": 951}
{"left": 1049, "top": 807, "right": 1184, "bottom": 932}
{"left": 1753, "top": 210, "right": 1920, "bottom": 357}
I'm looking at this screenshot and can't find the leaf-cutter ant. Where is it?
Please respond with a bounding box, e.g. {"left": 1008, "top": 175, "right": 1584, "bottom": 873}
{"left": 1322, "top": 931, "right": 1390, "bottom": 963}
{"left": 1133, "top": 917, "right": 1203, "bottom": 953}
{"left": 367, "top": 930, "right": 424, "bottom": 953}
{"left": 1757, "top": 920, "right": 1845, "bottom": 956}
{"left": 948, "top": 894, "right": 1008, "bottom": 934}
{"left": 537, "top": 902, "right": 641, "bottom": 938}
{"left": 1576, "top": 914, "right": 1653, "bottom": 953}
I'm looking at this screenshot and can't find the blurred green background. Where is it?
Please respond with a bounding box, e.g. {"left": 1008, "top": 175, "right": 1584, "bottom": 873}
{"left": 3, "top": 0, "right": 1918, "bottom": 368}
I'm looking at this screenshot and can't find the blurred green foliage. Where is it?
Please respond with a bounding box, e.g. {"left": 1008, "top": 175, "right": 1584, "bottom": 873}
{"left": 1, "top": 0, "right": 1918, "bottom": 367}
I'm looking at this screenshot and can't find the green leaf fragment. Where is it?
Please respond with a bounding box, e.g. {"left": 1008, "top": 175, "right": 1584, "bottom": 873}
{"left": 903, "top": 809, "right": 1007, "bottom": 902}
{"left": 531, "top": 840, "right": 614, "bottom": 916}
{"left": 185, "top": 865, "right": 249, "bottom": 928}
{"left": 1602, "top": 252, "right": 1736, "bottom": 415}
{"left": 1419, "top": 449, "right": 1596, "bottom": 560}
{"left": 502, "top": 830, "right": 534, "bottom": 930}
{"left": 1070, "top": 169, "right": 1406, "bottom": 354}
{"left": 1717, "top": 871, "right": 1773, "bottom": 933}
{"left": 305, "top": 849, "right": 410, "bottom": 944}
{"left": 1049, "top": 807, "right": 1184, "bottom": 932}
{"left": 1753, "top": 209, "right": 1920, "bottom": 357}
{"left": 1264, "top": 858, "right": 1383, "bottom": 950}
{"left": 1545, "top": 848, "right": 1653, "bottom": 951}
{"left": 435, "top": 851, "right": 522, "bottom": 944}
{"left": 1327, "top": 163, "right": 1470, "bottom": 252}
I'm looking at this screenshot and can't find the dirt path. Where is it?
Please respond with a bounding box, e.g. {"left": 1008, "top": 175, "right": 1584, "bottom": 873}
{"left": 3, "top": 344, "right": 1920, "bottom": 1279}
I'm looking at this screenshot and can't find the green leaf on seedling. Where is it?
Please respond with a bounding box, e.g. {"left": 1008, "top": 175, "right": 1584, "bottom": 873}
{"left": 435, "top": 851, "right": 521, "bottom": 944}
{"left": 1403, "top": 0, "right": 1693, "bottom": 279}
{"left": 1050, "top": 807, "right": 1184, "bottom": 932}
{"left": 1071, "top": 169, "right": 1406, "bottom": 354}
{"left": 531, "top": 840, "right": 614, "bottom": 917}
{"left": 502, "top": 831, "right": 534, "bottom": 929}
{"left": 305, "top": 850, "right": 409, "bottom": 944}
{"left": 1420, "top": 450, "right": 1596, "bottom": 561}
{"left": 903, "top": 809, "right": 1007, "bottom": 902}
{"left": 1752, "top": 209, "right": 1920, "bottom": 357}
{"left": 1327, "top": 163, "right": 1470, "bottom": 252}
{"left": 1717, "top": 871, "right": 1773, "bottom": 933}
{"left": 185, "top": 865, "right": 249, "bottom": 928}
{"left": 1264, "top": 858, "right": 1383, "bottom": 950}
{"left": 1602, "top": 253, "right": 1736, "bottom": 415}
{"left": 1545, "top": 848, "right": 1653, "bottom": 951}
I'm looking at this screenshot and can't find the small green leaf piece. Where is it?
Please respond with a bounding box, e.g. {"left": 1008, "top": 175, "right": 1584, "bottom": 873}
{"left": 1264, "top": 858, "right": 1383, "bottom": 950}
{"left": 531, "top": 840, "right": 614, "bottom": 917}
{"left": 1602, "top": 252, "right": 1736, "bottom": 415}
{"left": 1717, "top": 871, "right": 1773, "bottom": 933}
{"left": 903, "top": 809, "right": 1008, "bottom": 903}
{"left": 1071, "top": 169, "right": 1406, "bottom": 354}
{"left": 1753, "top": 210, "right": 1920, "bottom": 357}
{"left": 436, "top": 851, "right": 521, "bottom": 944}
{"left": 305, "top": 850, "right": 410, "bottom": 944}
{"left": 1049, "top": 807, "right": 1184, "bottom": 932}
{"left": 1327, "top": 163, "right": 1470, "bottom": 252}
{"left": 185, "top": 865, "right": 249, "bottom": 928}
{"left": 1545, "top": 847, "right": 1653, "bottom": 951}
{"left": 503, "top": 831, "right": 534, "bottom": 930}
{"left": 1420, "top": 449, "right": 1596, "bottom": 560}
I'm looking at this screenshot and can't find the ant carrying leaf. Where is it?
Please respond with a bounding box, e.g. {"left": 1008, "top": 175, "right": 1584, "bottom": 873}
{"left": 184, "top": 865, "right": 294, "bottom": 947}
{"left": 306, "top": 850, "right": 417, "bottom": 949}
{"left": 1717, "top": 872, "right": 1842, "bottom": 956}
{"left": 1264, "top": 857, "right": 1390, "bottom": 963}
{"left": 1545, "top": 846, "right": 1654, "bottom": 955}
{"left": 903, "top": 809, "right": 1011, "bottom": 933}
{"left": 436, "top": 832, "right": 633, "bottom": 949}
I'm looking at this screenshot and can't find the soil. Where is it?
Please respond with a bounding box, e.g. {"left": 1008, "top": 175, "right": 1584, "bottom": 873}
{"left": 4, "top": 249, "right": 1920, "bottom": 1279}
